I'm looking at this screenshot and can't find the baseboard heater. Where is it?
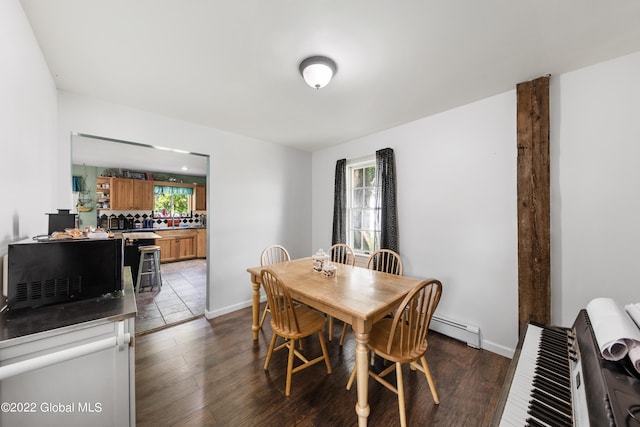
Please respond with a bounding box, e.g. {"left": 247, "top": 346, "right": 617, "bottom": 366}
{"left": 430, "top": 314, "right": 481, "bottom": 349}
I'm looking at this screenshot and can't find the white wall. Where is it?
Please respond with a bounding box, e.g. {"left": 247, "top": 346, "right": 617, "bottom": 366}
{"left": 313, "top": 50, "right": 640, "bottom": 357}
{"left": 551, "top": 51, "right": 640, "bottom": 326}
{"left": 57, "top": 92, "right": 312, "bottom": 316}
{"left": 0, "top": 0, "right": 57, "bottom": 254}
{"left": 7, "top": 0, "right": 640, "bottom": 355}
{"left": 1, "top": 0, "right": 311, "bottom": 321}
{"left": 312, "top": 92, "right": 518, "bottom": 356}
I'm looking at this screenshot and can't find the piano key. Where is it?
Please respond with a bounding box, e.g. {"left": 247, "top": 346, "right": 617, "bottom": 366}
{"left": 527, "top": 400, "right": 572, "bottom": 426}
{"left": 525, "top": 417, "right": 549, "bottom": 427}
{"left": 498, "top": 324, "right": 575, "bottom": 427}
{"left": 531, "top": 388, "right": 572, "bottom": 417}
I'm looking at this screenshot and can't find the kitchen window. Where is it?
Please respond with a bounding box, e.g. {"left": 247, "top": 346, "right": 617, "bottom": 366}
{"left": 153, "top": 185, "right": 193, "bottom": 218}
{"left": 347, "top": 159, "right": 381, "bottom": 254}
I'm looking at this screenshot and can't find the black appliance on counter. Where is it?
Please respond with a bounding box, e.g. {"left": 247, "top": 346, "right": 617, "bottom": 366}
{"left": 46, "top": 209, "right": 77, "bottom": 234}
{"left": 4, "top": 238, "right": 124, "bottom": 310}
{"left": 97, "top": 214, "right": 153, "bottom": 231}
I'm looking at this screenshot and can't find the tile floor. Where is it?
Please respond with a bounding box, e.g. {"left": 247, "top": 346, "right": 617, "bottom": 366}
{"left": 134, "top": 258, "right": 206, "bottom": 335}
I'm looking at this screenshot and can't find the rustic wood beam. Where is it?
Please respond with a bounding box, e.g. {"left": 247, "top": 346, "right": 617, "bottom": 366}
{"left": 516, "top": 75, "right": 551, "bottom": 335}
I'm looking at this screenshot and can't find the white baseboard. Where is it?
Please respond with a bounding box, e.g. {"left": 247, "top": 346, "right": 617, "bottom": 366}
{"left": 480, "top": 340, "right": 515, "bottom": 359}
{"left": 205, "top": 300, "right": 253, "bottom": 319}
{"left": 205, "top": 297, "right": 515, "bottom": 359}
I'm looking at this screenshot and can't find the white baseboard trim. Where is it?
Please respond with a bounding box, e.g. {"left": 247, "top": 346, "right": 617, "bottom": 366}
{"left": 204, "top": 298, "right": 515, "bottom": 360}
{"left": 481, "top": 340, "right": 515, "bottom": 359}
{"left": 205, "top": 300, "right": 252, "bottom": 319}
{"left": 204, "top": 296, "right": 266, "bottom": 319}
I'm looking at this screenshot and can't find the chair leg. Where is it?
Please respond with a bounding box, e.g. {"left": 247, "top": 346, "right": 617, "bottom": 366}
{"left": 339, "top": 322, "right": 349, "bottom": 346}
{"left": 396, "top": 362, "right": 407, "bottom": 427}
{"left": 346, "top": 364, "right": 357, "bottom": 390}
{"left": 420, "top": 356, "right": 440, "bottom": 404}
{"left": 285, "top": 338, "right": 296, "bottom": 396}
{"left": 154, "top": 251, "right": 162, "bottom": 288}
{"left": 263, "top": 333, "right": 278, "bottom": 370}
{"left": 318, "top": 331, "right": 332, "bottom": 374}
{"left": 328, "top": 316, "right": 334, "bottom": 341}
{"left": 136, "top": 254, "right": 144, "bottom": 292}
{"left": 259, "top": 303, "right": 269, "bottom": 329}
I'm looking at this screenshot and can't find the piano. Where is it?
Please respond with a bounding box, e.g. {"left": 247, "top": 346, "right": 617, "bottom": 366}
{"left": 492, "top": 310, "right": 640, "bottom": 426}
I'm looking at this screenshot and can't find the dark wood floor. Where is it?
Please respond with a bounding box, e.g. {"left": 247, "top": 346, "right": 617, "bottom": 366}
{"left": 135, "top": 305, "right": 510, "bottom": 426}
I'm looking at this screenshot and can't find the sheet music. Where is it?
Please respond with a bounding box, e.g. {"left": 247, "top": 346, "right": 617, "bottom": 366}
{"left": 625, "top": 302, "right": 640, "bottom": 327}
{"left": 586, "top": 298, "right": 640, "bottom": 372}
{"left": 625, "top": 303, "right": 640, "bottom": 372}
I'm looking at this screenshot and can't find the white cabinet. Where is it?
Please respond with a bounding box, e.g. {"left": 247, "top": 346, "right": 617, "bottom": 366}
{"left": 0, "top": 270, "right": 137, "bottom": 427}
{"left": 0, "top": 317, "right": 135, "bottom": 427}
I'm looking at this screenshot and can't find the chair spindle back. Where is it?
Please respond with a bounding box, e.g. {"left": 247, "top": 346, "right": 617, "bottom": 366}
{"left": 330, "top": 243, "right": 355, "bottom": 266}
{"left": 261, "top": 245, "right": 290, "bottom": 266}
{"left": 260, "top": 269, "right": 301, "bottom": 334}
{"left": 387, "top": 279, "right": 442, "bottom": 357}
{"left": 367, "top": 249, "right": 403, "bottom": 275}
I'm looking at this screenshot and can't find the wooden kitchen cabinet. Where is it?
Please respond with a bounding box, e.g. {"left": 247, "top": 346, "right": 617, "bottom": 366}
{"left": 195, "top": 185, "right": 206, "bottom": 210}
{"left": 156, "top": 236, "right": 175, "bottom": 262}
{"left": 176, "top": 235, "right": 195, "bottom": 260}
{"left": 110, "top": 178, "right": 133, "bottom": 210}
{"left": 196, "top": 228, "right": 206, "bottom": 258}
{"left": 133, "top": 180, "right": 154, "bottom": 209}
{"left": 110, "top": 178, "right": 154, "bottom": 210}
{"left": 155, "top": 229, "right": 197, "bottom": 263}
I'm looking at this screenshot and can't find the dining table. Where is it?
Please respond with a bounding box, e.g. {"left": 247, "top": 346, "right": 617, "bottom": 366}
{"left": 246, "top": 257, "right": 424, "bottom": 427}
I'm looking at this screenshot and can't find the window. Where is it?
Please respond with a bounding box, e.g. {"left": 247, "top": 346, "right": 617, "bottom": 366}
{"left": 347, "top": 159, "right": 381, "bottom": 254}
{"left": 153, "top": 185, "right": 193, "bottom": 218}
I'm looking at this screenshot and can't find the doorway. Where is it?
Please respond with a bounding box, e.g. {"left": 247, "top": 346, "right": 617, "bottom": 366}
{"left": 70, "top": 133, "right": 209, "bottom": 334}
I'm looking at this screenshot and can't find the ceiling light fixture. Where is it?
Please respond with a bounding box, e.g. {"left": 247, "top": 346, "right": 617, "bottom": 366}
{"left": 299, "top": 56, "right": 337, "bottom": 89}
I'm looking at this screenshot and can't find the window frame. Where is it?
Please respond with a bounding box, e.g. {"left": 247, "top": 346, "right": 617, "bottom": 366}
{"left": 346, "top": 157, "right": 381, "bottom": 255}
{"left": 153, "top": 185, "right": 194, "bottom": 219}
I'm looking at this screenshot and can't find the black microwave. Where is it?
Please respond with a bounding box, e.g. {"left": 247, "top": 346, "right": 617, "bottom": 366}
{"left": 3, "top": 237, "right": 124, "bottom": 310}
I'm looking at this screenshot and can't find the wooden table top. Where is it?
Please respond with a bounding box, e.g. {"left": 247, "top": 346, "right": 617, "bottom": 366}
{"left": 247, "top": 257, "right": 421, "bottom": 326}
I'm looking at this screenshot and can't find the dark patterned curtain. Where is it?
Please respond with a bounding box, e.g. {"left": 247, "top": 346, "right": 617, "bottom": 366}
{"left": 332, "top": 159, "right": 347, "bottom": 245}
{"left": 376, "top": 148, "right": 398, "bottom": 253}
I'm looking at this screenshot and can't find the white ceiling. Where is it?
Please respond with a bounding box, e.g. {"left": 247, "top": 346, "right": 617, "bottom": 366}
{"left": 21, "top": 0, "right": 640, "bottom": 152}
{"left": 71, "top": 134, "right": 208, "bottom": 176}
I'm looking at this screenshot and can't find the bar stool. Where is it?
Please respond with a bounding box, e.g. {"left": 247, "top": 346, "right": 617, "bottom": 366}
{"left": 137, "top": 245, "right": 162, "bottom": 292}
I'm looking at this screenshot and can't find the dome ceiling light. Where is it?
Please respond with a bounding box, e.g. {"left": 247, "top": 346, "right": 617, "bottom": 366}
{"left": 299, "top": 56, "right": 337, "bottom": 89}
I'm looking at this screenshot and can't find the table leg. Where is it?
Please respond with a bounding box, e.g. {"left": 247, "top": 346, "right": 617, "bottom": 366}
{"left": 251, "top": 279, "right": 260, "bottom": 341}
{"left": 355, "top": 330, "right": 370, "bottom": 426}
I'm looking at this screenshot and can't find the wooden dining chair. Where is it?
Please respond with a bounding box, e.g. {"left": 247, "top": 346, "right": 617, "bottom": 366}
{"left": 330, "top": 243, "right": 355, "bottom": 267}
{"left": 259, "top": 245, "right": 290, "bottom": 329}
{"left": 261, "top": 269, "right": 332, "bottom": 396}
{"left": 328, "top": 244, "right": 355, "bottom": 345}
{"left": 346, "top": 279, "right": 442, "bottom": 427}
{"left": 338, "top": 248, "right": 404, "bottom": 347}
{"left": 367, "top": 248, "right": 403, "bottom": 276}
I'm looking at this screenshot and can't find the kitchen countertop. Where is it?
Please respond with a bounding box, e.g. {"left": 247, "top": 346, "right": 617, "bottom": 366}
{"left": 0, "top": 267, "right": 137, "bottom": 343}
{"left": 118, "top": 231, "right": 161, "bottom": 239}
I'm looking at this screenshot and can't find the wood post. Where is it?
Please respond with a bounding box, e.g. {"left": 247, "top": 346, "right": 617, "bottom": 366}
{"left": 516, "top": 76, "right": 551, "bottom": 334}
